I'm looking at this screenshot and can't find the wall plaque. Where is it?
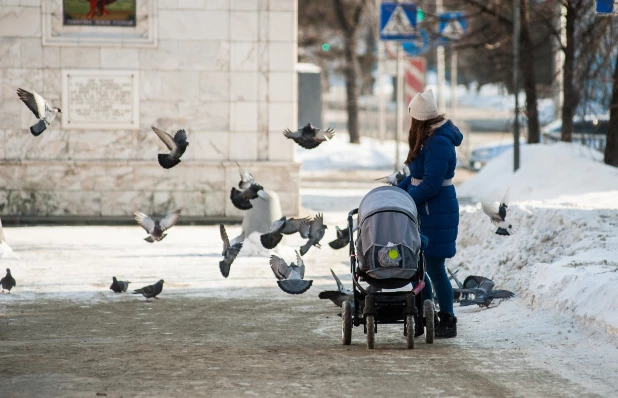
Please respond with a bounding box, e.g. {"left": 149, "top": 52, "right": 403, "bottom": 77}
{"left": 62, "top": 69, "right": 139, "bottom": 129}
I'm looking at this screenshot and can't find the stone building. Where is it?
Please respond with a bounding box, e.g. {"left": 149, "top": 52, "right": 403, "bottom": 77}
{"left": 0, "top": 0, "right": 299, "bottom": 221}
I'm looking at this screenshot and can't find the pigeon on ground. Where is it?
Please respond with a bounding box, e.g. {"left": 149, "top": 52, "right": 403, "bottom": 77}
{"left": 1, "top": 268, "right": 16, "bottom": 294}
{"left": 151, "top": 126, "right": 189, "bottom": 169}
{"left": 481, "top": 187, "right": 518, "bottom": 236}
{"left": 16, "top": 88, "right": 61, "bottom": 136}
{"left": 260, "top": 216, "right": 311, "bottom": 249}
{"left": 270, "top": 251, "right": 313, "bottom": 295}
{"left": 230, "top": 185, "right": 269, "bottom": 210}
{"left": 447, "top": 267, "right": 464, "bottom": 300}
{"left": 134, "top": 209, "right": 181, "bottom": 243}
{"left": 328, "top": 218, "right": 358, "bottom": 250}
{"left": 318, "top": 269, "right": 353, "bottom": 307}
{"left": 376, "top": 164, "right": 411, "bottom": 186}
{"left": 133, "top": 279, "right": 164, "bottom": 301}
{"left": 300, "top": 213, "right": 327, "bottom": 256}
{"left": 110, "top": 277, "right": 131, "bottom": 293}
{"left": 219, "top": 224, "right": 244, "bottom": 278}
{"left": 456, "top": 276, "right": 515, "bottom": 308}
{"left": 283, "top": 123, "right": 335, "bottom": 149}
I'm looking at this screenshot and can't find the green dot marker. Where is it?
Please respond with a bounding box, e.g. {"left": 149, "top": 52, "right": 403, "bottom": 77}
{"left": 388, "top": 249, "right": 399, "bottom": 260}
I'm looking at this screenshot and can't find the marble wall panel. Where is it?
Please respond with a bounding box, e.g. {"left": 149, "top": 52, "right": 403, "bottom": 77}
{"left": 0, "top": 7, "right": 41, "bottom": 37}
{"left": 257, "top": 9, "right": 269, "bottom": 43}
{"left": 140, "top": 70, "right": 200, "bottom": 102}
{"left": 228, "top": 132, "right": 257, "bottom": 160}
{"left": 187, "top": 131, "right": 229, "bottom": 161}
{"left": 101, "top": 190, "right": 156, "bottom": 216}
{"left": 225, "top": 161, "right": 299, "bottom": 193}
{"left": 268, "top": 102, "right": 295, "bottom": 131}
{"left": 42, "top": 69, "right": 62, "bottom": 102}
{"left": 230, "top": 11, "right": 258, "bottom": 41}
{"left": 138, "top": 100, "right": 180, "bottom": 132}
{"left": 269, "top": 0, "right": 297, "bottom": 11}
{"left": 158, "top": 0, "right": 178, "bottom": 9}
{"left": 22, "top": 162, "right": 82, "bottom": 191}
{"left": 0, "top": 38, "right": 21, "bottom": 68}
{"left": 73, "top": 162, "right": 134, "bottom": 192}
{"left": 232, "top": 0, "right": 259, "bottom": 11}
{"left": 132, "top": 126, "right": 171, "bottom": 161}
{"left": 159, "top": 10, "right": 229, "bottom": 40}
{"left": 132, "top": 163, "right": 226, "bottom": 192}
{"left": 0, "top": 101, "right": 21, "bottom": 128}
{"left": 21, "top": 38, "right": 43, "bottom": 68}
{"left": 268, "top": 42, "right": 296, "bottom": 72}
{"left": 0, "top": 190, "right": 60, "bottom": 216}
{"left": 153, "top": 191, "right": 206, "bottom": 216}
{"left": 48, "top": 191, "right": 102, "bottom": 216}
{"left": 42, "top": 46, "right": 60, "bottom": 68}
{"left": 268, "top": 131, "right": 295, "bottom": 161}
{"left": 204, "top": 190, "right": 226, "bottom": 216}
{"left": 200, "top": 71, "right": 230, "bottom": 102}
{"left": 268, "top": 71, "right": 295, "bottom": 102}
{"left": 177, "top": 100, "right": 230, "bottom": 132}
{"left": 59, "top": 47, "right": 100, "bottom": 69}
{"left": 100, "top": 48, "right": 139, "bottom": 69}
{"left": 3, "top": 68, "right": 43, "bottom": 100}
{"left": 230, "top": 42, "right": 258, "bottom": 71}
{"left": 230, "top": 72, "right": 258, "bottom": 102}
{"left": 4, "top": 128, "right": 69, "bottom": 160}
{"left": 139, "top": 40, "right": 229, "bottom": 71}
{"left": 68, "top": 130, "right": 133, "bottom": 160}
{"left": 268, "top": 11, "right": 294, "bottom": 42}
{"left": 0, "top": 162, "right": 23, "bottom": 190}
{"left": 230, "top": 102, "right": 258, "bottom": 132}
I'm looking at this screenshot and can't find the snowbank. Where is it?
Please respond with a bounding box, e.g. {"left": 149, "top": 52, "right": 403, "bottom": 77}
{"left": 0, "top": 241, "right": 16, "bottom": 259}
{"left": 453, "top": 143, "right": 618, "bottom": 336}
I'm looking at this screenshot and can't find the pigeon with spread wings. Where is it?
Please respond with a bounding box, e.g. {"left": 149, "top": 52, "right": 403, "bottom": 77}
{"left": 481, "top": 188, "right": 518, "bottom": 236}
{"left": 260, "top": 216, "right": 311, "bottom": 249}
{"left": 328, "top": 218, "right": 357, "bottom": 250}
{"left": 300, "top": 213, "right": 327, "bottom": 256}
{"left": 134, "top": 209, "right": 181, "bottom": 243}
{"left": 219, "top": 224, "right": 244, "bottom": 278}
{"left": 283, "top": 123, "right": 335, "bottom": 149}
{"left": 16, "top": 88, "right": 61, "bottom": 136}
{"left": 270, "top": 251, "right": 313, "bottom": 295}
{"left": 151, "top": 126, "right": 189, "bottom": 169}
{"left": 456, "top": 276, "right": 515, "bottom": 308}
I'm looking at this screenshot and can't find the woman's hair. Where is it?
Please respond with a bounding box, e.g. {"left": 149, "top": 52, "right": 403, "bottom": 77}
{"left": 405, "top": 115, "right": 445, "bottom": 164}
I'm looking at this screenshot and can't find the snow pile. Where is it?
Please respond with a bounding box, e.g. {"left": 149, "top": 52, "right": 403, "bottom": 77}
{"left": 452, "top": 143, "right": 618, "bottom": 336}
{"left": 0, "top": 241, "right": 16, "bottom": 259}
{"left": 238, "top": 232, "right": 272, "bottom": 258}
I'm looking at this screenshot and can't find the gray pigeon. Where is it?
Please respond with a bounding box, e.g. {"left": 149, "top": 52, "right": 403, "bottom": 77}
{"left": 133, "top": 279, "right": 164, "bottom": 301}
{"left": 230, "top": 185, "right": 269, "bottom": 210}
{"left": 283, "top": 123, "right": 335, "bottom": 149}
{"left": 219, "top": 224, "right": 244, "bottom": 278}
{"left": 300, "top": 213, "right": 327, "bottom": 256}
{"left": 376, "top": 164, "right": 410, "bottom": 186}
{"left": 236, "top": 162, "right": 255, "bottom": 190}
{"left": 456, "top": 276, "right": 515, "bottom": 308}
{"left": 328, "top": 218, "right": 357, "bottom": 250}
{"left": 151, "top": 126, "right": 189, "bottom": 169}
{"left": 134, "top": 209, "right": 181, "bottom": 243}
{"left": 481, "top": 188, "right": 518, "bottom": 236}
{"left": 1, "top": 268, "right": 16, "bottom": 294}
{"left": 270, "top": 251, "right": 313, "bottom": 295}
{"left": 17, "top": 88, "right": 61, "bottom": 136}
{"left": 110, "top": 277, "right": 131, "bottom": 293}
{"left": 260, "top": 216, "right": 311, "bottom": 249}
{"left": 318, "top": 269, "right": 353, "bottom": 307}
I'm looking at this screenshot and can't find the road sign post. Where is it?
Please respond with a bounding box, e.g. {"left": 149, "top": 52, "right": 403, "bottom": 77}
{"left": 513, "top": 0, "right": 520, "bottom": 172}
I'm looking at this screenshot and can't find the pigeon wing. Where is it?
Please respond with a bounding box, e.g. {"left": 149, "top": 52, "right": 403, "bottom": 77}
{"left": 173, "top": 129, "right": 187, "bottom": 144}
{"left": 220, "top": 224, "right": 231, "bottom": 252}
{"left": 17, "top": 88, "right": 46, "bottom": 119}
{"left": 230, "top": 188, "right": 253, "bottom": 210}
{"left": 488, "top": 289, "right": 515, "bottom": 299}
{"left": 159, "top": 209, "right": 181, "bottom": 231}
{"left": 447, "top": 267, "right": 463, "bottom": 289}
{"left": 151, "top": 126, "right": 177, "bottom": 151}
{"left": 376, "top": 171, "right": 400, "bottom": 186}
{"left": 270, "top": 255, "right": 291, "bottom": 280}
{"left": 298, "top": 221, "right": 311, "bottom": 239}
{"left": 230, "top": 232, "right": 245, "bottom": 249}
{"left": 501, "top": 187, "right": 511, "bottom": 206}
{"left": 309, "top": 213, "right": 324, "bottom": 237}
{"left": 330, "top": 269, "right": 347, "bottom": 293}
{"left": 283, "top": 128, "right": 302, "bottom": 139}
{"left": 295, "top": 251, "right": 305, "bottom": 279}
{"left": 236, "top": 162, "right": 255, "bottom": 190}
{"left": 134, "top": 212, "right": 156, "bottom": 234}
{"left": 481, "top": 199, "right": 502, "bottom": 223}
{"left": 282, "top": 217, "right": 310, "bottom": 235}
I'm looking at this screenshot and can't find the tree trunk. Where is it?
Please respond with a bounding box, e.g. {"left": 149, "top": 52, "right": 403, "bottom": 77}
{"left": 344, "top": 33, "right": 361, "bottom": 144}
{"left": 561, "top": 3, "right": 576, "bottom": 142}
{"left": 519, "top": 0, "right": 540, "bottom": 143}
{"left": 605, "top": 55, "right": 618, "bottom": 166}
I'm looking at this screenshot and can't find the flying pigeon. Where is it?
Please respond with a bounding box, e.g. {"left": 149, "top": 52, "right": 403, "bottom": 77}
{"left": 219, "top": 224, "right": 244, "bottom": 278}
{"left": 16, "top": 88, "right": 61, "bottom": 136}
{"left": 456, "top": 276, "right": 515, "bottom": 308}
{"left": 230, "top": 185, "right": 269, "bottom": 210}
{"left": 260, "top": 216, "right": 311, "bottom": 249}
{"left": 270, "top": 251, "right": 313, "bottom": 295}
{"left": 1, "top": 268, "right": 16, "bottom": 294}
{"left": 133, "top": 279, "right": 164, "bottom": 301}
{"left": 151, "top": 126, "right": 189, "bottom": 169}
{"left": 110, "top": 277, "right": 131, "bottom": 293}
{"left": 236, "top": 162, "right": 256, "bottom": 190}
{"left": 134, "top": 209, "right": 181, "bottom": 243}
{"left": 318, "top": 269, "right": 353, "bottom": 307}
{"left": 283, "top": 123, "right": 335, "bottom": 149}
{"left": 481, "top": 188, "right": 518, "bottom": 236}
{"left": 376, "top": 164, "right": 410, "bottom": 186}
{"left": 300, "top": 213, "right": 327, "bottom": 256}
{"left": 328, "top": 218, "right": 358, "bottom": 250}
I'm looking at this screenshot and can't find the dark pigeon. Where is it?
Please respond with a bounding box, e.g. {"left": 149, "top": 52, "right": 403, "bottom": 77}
{"left": 17, "top": 88, "right": 61, "bottom": 136}
{"left": 328, "top": 218, "right": 358, "bottom": 250}
{"left": 230, "top": 185, "right": 269, "bottom": 210}
{"left": 260, "top": 216, "right": 311, "bottom": 249}
{"left": 456, "top": 276, "right": 515, "bottom": 308}
{"left": 151, "top": 126, "right": 189, "bottom": 169}
{"left": 270, "top": 251, "right": 313, "bottom": 295}
{"left": 376, "top": 164, "right": 410, "bottom": 186}
{"left": 133, "top": 279, "right": 164, "bottom": 301}
{"left": 318, "top": 269, "right": 353, "bottom": 307}
{"left": 300, "top": 213, "right": 327, "bottom": 256}
{"left": 481, "top": 188, "right": 518, "bottom": 236}
{"left": 219, "top": 224, "right": 244, "bottom": 278}
{"left": 110, "top": 277, "right": 131, "bottom": 293}
{"left": 134, "top": 209, "right": 181, "bottom": 243}
{"left": 283, "top": 123, "right": 335, "bottom": 149}
{"left": 1, "top": 268, "right": 16, "bottom": 294}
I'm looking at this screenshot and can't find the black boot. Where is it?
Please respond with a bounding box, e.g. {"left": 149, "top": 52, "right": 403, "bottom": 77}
{"left": 436, "top": 311, "right": 457, "bottom": 339}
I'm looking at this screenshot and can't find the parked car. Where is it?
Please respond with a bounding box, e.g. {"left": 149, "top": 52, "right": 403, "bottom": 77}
{"left": 468, "top": 139, "right": 526, "bottom": 171}
{"left": 541, "top": 115, "right": 609, "bottom": 151}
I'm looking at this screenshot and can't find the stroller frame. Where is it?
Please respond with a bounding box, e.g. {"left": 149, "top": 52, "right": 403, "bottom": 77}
{"left": 341, "top": 208, "right": 435, "bottom": 349}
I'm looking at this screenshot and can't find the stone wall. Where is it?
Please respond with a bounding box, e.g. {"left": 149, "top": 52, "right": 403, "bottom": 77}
{"left": 0, "top": 0, "right": 299, "bottom": 219}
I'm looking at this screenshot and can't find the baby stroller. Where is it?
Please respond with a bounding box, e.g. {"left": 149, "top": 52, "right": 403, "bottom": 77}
{"left": 342, "top": 186, "right": 435, "bottom": 349}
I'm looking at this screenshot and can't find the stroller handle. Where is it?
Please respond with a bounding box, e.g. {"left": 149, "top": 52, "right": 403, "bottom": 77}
{"left": 348, "top": 208, "right": 359, "bottom": 273}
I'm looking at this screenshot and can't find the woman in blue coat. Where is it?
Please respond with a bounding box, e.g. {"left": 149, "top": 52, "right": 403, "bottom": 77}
{"left": 397, "top": 89, "right": 463, "bottom": 338}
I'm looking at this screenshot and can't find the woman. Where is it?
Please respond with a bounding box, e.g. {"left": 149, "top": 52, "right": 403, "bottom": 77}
{"left": 397, "top": 89, "right": 463, "bottom": 339}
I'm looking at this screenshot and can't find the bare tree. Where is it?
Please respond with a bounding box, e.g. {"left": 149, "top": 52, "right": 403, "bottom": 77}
{"left": 605, "top": 56, "right": 618, "bottom": 167}
{"left": 519, "top": 0, "right": 540, "bottom": 143}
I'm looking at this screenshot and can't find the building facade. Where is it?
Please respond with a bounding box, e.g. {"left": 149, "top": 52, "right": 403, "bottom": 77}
{"left": 0, "top": 0, "right": 299, "bottom": 220}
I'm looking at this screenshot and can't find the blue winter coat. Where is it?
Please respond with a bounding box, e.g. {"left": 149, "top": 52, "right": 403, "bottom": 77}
{"left": 397, "top": 120, "right": 463, "bottom": 258}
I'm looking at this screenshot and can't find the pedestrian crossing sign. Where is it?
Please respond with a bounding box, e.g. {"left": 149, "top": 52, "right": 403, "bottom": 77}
{"left": 380, "top": 2, "right": 418, "bottom": 41}
{"left": 438, "top": 12, "right": 468, "bottom": 43}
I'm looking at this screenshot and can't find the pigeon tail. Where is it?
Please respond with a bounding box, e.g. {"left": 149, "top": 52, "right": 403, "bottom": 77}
{"left": 260, "top": 233, "right": 283, "bottom": 249}
{"left": 299, "top": 240, "right": 313, "bottom": 256}
{"left": 230, "top": 188, "right": 253, "bottom": 210}
{"left": 158, "top": 154, "right": 181, "bottom": 169}
{"left": 30, "top": 120, "right": 47, "bottom": 136}
{"left": 219, "top": 261, "right": 231, "bottom": 278}
{"left": 277, "top": 279, "right": 313, "bottom": 295}
{"left": 328, "top": 238, "right": 348, "bottom": 250}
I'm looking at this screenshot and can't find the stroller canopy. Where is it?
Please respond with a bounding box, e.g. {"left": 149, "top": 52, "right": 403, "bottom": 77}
{"left": 358, "top": 186, "right": 418, "bottom": 225}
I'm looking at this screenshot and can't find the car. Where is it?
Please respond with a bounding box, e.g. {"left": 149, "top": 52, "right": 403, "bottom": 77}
{"left": 541, "top": 115, "right": 609, "bottom": 151}
{"left": 468, "top": 139, "right": 526, "bottom": 171}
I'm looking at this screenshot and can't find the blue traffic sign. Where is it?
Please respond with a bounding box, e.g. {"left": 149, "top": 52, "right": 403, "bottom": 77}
{"left": 380, "top": 2, "right": 418, "bottom": 41}
{"left": 402, "top": 29, "right": 430, "bottom": 56}
{"left": 438, "top": 12, "right": 468, "bottom": 43}
{"left": 596, "top": 0, "right": 618, "bottom": 15}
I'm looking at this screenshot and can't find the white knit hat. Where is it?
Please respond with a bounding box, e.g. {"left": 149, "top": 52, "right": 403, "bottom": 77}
{"left": 408, "top": 89, "right": 438, "bottom": 121}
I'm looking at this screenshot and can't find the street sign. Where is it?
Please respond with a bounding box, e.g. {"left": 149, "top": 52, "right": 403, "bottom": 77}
{"left": 596, "top": 0, "right": 618, "bottom": 15}
{"left": 405, "top": 57, "right": 426, "bottom": 106}
{"left": 438, "top": 12, "right": 468, "bottom": 42}
{"left": 402, "top": 29, "right": 430, "bottom": 56}
{"left": 380, "top": 2, "right": 418, "bottom": 41}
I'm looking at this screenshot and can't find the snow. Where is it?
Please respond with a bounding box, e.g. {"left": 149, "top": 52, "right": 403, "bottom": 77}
{"left": 452, "top": 142, "right": 618, "bottom": 336}
{"left": 0, "top": 241, "right": 15, "bottom": 259}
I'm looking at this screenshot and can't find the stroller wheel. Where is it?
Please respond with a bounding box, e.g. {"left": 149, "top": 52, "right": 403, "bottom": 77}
{"left": 366, "top": 315, "right": 375, "bottom": 349}
{"left": 405, "top": 315, "right": 415, "bottom": 349}
{"left": 342, "top": 300, "right": 352, "bottom": 345}
{"left": 424, "top": 299, "right": 435, "bottom": 344}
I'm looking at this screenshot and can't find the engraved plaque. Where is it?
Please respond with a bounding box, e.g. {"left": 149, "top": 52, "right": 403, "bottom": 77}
{"left": 62, "top": 70, "right": 139, "bottom": 129}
